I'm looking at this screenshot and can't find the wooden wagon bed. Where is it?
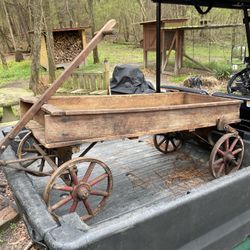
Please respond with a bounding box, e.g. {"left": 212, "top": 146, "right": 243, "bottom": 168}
{"left": 20, "top": 93, "right": 242, "bottom": 148}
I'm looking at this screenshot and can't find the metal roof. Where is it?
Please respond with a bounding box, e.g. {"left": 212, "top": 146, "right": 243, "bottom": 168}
{"left": 152, "top": 0, "right": 250, "bottom": 9}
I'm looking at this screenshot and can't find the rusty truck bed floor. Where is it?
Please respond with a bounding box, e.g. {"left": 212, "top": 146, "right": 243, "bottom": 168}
{"left": 28, "top": 136, "right": 213, "bottom": 225}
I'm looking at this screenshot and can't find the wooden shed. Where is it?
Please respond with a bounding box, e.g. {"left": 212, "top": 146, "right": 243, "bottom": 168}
{"left": 140, "top": 19, "right": 241, "bottom": 75}
{"left": 40, "top": 26, "right": 90, "bottom": 69}
{"left": 140, "top": 18, "right": 188, "bottom": 69}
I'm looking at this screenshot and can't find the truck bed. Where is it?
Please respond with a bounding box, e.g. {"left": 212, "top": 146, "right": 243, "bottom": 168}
{"left": 29, "top": 136, "right": 213, "bottom": 225}
{"left": 2, "top": 129, "right": 250, "bottom": 249}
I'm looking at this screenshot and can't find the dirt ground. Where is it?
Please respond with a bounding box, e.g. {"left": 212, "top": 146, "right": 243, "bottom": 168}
{"left": 0, "top": 169, "right": 39, "bottom": 250}
{"left": 0, "top": 69, "right": 228, "bottom": 249}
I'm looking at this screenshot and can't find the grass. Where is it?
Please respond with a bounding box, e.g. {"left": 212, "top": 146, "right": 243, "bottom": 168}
{"left": 170, "top": 75, "right": 189, "bottom": 84}
{"left": 0, "top": 42, "right": 237, "bottom": 87}
{"left": 0, "top": 60, "right": 31, "bottom": 86}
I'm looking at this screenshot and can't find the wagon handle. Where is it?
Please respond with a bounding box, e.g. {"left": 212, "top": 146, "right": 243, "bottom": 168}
{"left": 0, "top": 19, "right": 117, "bottom": 152}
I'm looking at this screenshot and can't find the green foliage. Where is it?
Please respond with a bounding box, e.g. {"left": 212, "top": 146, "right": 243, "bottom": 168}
{"left": 87, "top": 42, "right": 147, "bottom": 66}
{"left": 0, "top": 60, "right": 31, "bottom": 85}
{"left": 207, "top": 62, "right": 233, "bottom": 80}
{"left": 0, "top": 231, "right": 5, "bottom": 245}
{"left": 170, "top": 75, "right": 189, "bottom": 84}
{"left": 9, "top": 223, "right": 16, "bottom": 230}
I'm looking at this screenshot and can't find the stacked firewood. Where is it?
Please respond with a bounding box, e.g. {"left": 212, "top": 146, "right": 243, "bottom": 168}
{"left": 54, "top": 31, "right": 83, "bottom": 64}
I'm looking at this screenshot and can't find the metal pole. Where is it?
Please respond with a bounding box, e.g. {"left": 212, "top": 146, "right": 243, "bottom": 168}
{"left": 156, "top": 1, "right": 162, "bottom": 93}
{"left": 243, "top": 7, "right": 250, "bottom": 65}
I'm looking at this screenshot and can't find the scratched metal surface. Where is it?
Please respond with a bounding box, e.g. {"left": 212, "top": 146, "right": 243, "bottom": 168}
{"left": 28, "top": 136, "right": 213, "bottom": 225}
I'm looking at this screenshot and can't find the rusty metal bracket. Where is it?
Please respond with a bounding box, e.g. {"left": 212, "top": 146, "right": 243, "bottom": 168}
{"left": 216, "top": 117, "right": 239, "bottom": 135}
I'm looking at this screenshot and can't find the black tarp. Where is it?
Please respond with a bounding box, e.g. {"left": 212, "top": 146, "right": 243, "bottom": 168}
{"left": 110, "top": 65, "right": 155, "bottom": 94}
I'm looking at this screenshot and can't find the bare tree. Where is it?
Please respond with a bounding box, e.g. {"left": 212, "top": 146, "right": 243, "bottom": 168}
{"left": 2, "top": 0, "right": 16, "bottom": 52}
{"left": 29, "top": 0, "right": 43, "bottom": 94}
{"left": 0, "top": 49, "right": 8, "bottom": 69}
{"left": 137, "top": 0, "right": 147, "bottom": 21}
{"left": 43, "top": 0, "right": 56, "bottom": 83}
{"left": 87, "top": 0, "right": 100, "bottom": 64}
{"left": 64, "top": 0, "right": 74, "bottom": 27}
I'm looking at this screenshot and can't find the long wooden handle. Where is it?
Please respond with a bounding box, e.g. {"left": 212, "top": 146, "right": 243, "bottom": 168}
{"left": 0, "top": 19, "right": 116, "bottom": 151}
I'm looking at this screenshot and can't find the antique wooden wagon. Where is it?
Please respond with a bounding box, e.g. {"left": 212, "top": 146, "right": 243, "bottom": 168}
{"left": 11, "top": 92, "right": 243, "bottom": 221}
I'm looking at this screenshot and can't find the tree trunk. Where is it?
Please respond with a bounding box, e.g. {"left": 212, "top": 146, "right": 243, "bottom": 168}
{"left": 2, "top": 0, "right": 17, "bottom": 52}
{"left": 29, "top": 0, "right": 43, "bottom": 94}
{"left": 137, "top": 0, "right": 147, "bottom": 21}
{"left": 87, "top": 0, "right": 99, "bottom": 64}
{"left": 65, "top": 0, "right": 74, "bottom": 27}
{"left": 43, "top": 0, "right": 56, "bottom": 83}
{"left": 54, "top": 0, "right": 65, "bottom": 28}
{"left": 0, "top": 49, "right": 8, "bottom": 69}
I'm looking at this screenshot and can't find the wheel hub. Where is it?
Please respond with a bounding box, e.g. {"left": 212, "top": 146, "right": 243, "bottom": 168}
{"left": 224, "top": 152, "right": 236, "bottom": 164}
{"left": 74, "top": 183, "right": 91, "bottom": 200}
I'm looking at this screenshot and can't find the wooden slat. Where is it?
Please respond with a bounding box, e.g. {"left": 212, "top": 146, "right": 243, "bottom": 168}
{"left": 41, "top": 104, "right": 65, "bottom": 116}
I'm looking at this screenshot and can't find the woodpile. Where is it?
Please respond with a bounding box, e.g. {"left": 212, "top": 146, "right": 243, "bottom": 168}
{"left": 54, "top": 31, "right": 83, "bottom": 64}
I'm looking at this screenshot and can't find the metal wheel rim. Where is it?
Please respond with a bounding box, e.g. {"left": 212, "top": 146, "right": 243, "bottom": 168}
{"left": 17, "top": 131, "right": 40, "bottom": 168}
{"left": 209, "top": 133, "right": 244, "bottom": 178}
{"left": 153, "top": 133, "right": 183, "bottom": 154}
{"left": 43, "top": 157, "right": 113, "bottom": 221}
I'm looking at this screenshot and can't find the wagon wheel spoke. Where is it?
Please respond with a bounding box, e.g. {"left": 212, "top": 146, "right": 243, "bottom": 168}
{"left": 69, "top": 200, "right": 79, "bottom": 213}
{"left": 170, "top": 138, "right": 177, "bottom": 149}
{"left": 232, "top": 148, "right": 243, "bottom": 156}
{"left": 217, "top": 148, "right": 225, "bottom": 157}
{"left": 158, "top": 137, "right": 166, "bottom": 147}
{"left": 225, "top": 138, "right": 229, "bottom": 151}
{"left": 165, "top": 139, "right": 170, "bottom": 152}
{"left": 89, "top": 173, "right": 108, "bottom": 186}
{"left": 69, "top": 168, "right": 78, "bottom": 185}
{"left": 53, "top": 184, "right": 73, "bottom": 192}
{"left": 82, "top": 162, "right": 96, "bottom": 182}
{"left": 90, "top": 190, "right": 109, "bottom": 197}
{"left": 83, "top": 200, "right": 94, "bottom": 215}
{"left": 229, "top": 138, "right": 239, "bottom": 152}
{"left": 217, "top": 163, "right": 225, "bottom": 177}
{"left": 213, "top": 158, "right": 224, "bottom": 166}
{"left": 51, "top": 195, "right": 73, "bottom": 211}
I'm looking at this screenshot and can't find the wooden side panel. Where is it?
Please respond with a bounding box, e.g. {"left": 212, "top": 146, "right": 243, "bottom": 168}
{"left": 81, "top": 30, "right": 87, "bottom": 49}
{"left": 20, "top": 100, "right": 45, "bottom": 126}
{"left": 44, "top": 103, "right": 241, "bottom": 144}
{"left": 20, "top": 100, "right": 33, "bottom": 118}
{"left": 45, "top": 93, "right": 185, "bottom": 111}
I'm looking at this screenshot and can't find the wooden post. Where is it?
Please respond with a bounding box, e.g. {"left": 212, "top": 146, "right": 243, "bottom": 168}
{"left": 82, "top": 30, "right": 87, "bottom": 65}
{"left": 103, "top": 59, "right": 110, "bottom": 93}
{"left": 144, "top": 50, "right": 148, "bottom": 69}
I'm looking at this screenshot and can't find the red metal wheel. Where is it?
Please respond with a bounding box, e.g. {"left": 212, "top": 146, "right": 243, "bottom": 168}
{"left": 209, "top": 133, "right": 244, "bottom": 178}
{"left": 43, "top": 157, "right": 113, "bottom": 221}
{"left": 153, "top": 133, "right": 183, "bottom": 154}
{"left": 17, "top": 131, "right": 42, "bottom": 168}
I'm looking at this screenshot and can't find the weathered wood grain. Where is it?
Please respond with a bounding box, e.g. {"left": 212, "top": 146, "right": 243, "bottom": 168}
{"left": 21, "top": 93, "right": 242, "bottom": 148}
